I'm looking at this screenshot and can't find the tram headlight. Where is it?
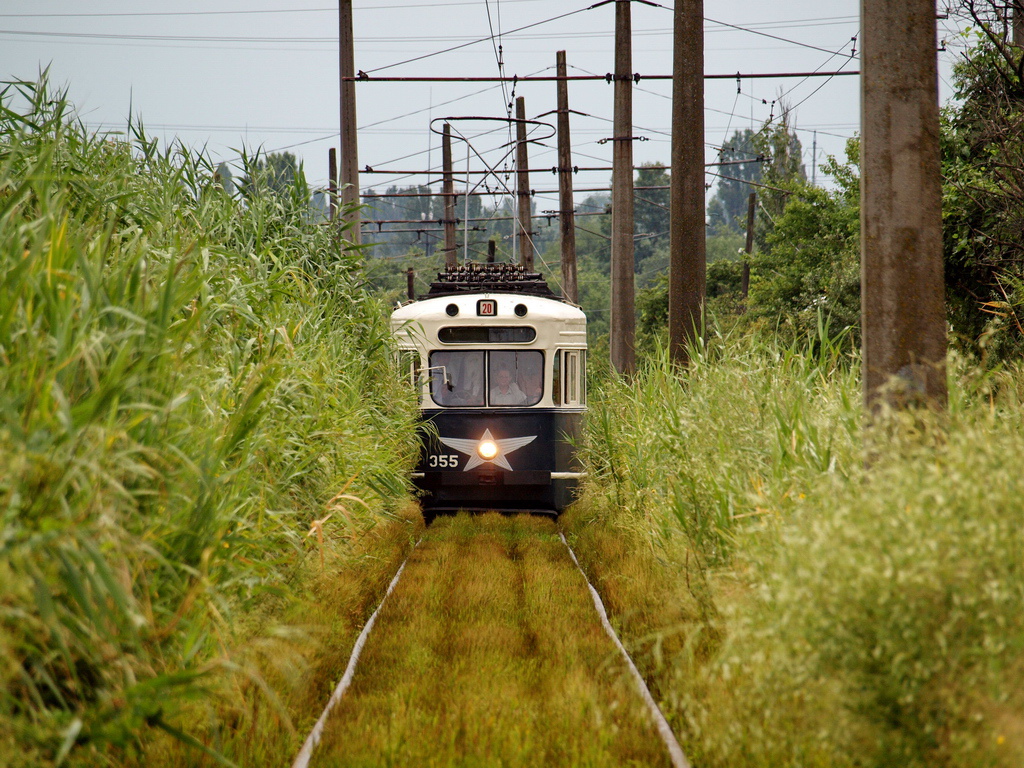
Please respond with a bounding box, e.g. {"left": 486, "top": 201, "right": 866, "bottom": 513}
{"left": 478, "top": 440, "right": 499, "bottom": 460}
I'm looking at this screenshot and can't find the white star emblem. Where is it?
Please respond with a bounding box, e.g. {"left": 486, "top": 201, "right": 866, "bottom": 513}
{"left": 438, "top": 429, "right": 537, "bottom": 471}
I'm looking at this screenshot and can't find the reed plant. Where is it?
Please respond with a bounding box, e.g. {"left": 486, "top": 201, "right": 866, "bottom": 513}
{"left": 566, "top": 320, "right": 1024, "bottom": 767}
{"left": 0, "top": 76, "right": 419, "bottom": 766}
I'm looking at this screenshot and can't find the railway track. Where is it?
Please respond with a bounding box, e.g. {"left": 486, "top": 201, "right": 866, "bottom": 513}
{"left": 293, "top": 513, "right": 689, "bottom": 768}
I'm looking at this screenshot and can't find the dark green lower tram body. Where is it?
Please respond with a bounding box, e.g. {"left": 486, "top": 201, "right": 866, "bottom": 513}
{"left": 415, "top": 408, "right": 584, "bottom": 514}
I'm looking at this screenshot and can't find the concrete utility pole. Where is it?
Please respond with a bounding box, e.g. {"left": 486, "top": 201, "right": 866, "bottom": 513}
{"left": 611, "top": 0, "right": 636, "bottom": 375}
{"left": 339, "top": 0, "right": 361, "bottom": 244}
{"left": 811, "top": 130, "right": 818, "bottom": 185}
{"left": 556, "top": 50, "right": 579, "bottom": 303}
{"left": 515, "top": 96, "right": 534, "bottom": 269}
{"left": 328, "top": 148, "right": 338, "bottom": 221}
{"left": 668, "top": 0, "right": 706, "bottom": 364}
{"left": 442, "top": 123, "right": 457, "bottom": 269}
{"left": 861, "top": 0, "right": 946, "bottom": 411}
{"left": 741, "top": 191, "right": 755, "bottom": 300}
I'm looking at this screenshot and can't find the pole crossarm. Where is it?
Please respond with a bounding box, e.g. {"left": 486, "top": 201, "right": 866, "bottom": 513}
{"left": 361, "top": 184, "right": 672, "bottom": 199}
{"left": 345, "top": 70, "right": 859, "bottom": 83}
{"left": 358, "top": 210, "right": 609, "bottom": 226}
{"left": 358, "top": 159, "right": 762, "bottom": 176}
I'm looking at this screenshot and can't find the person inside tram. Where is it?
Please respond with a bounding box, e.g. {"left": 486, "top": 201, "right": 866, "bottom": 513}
{"left": 518, "top": 361, "right": 543, "bottom": 404}
{"left": 490, "top": 366, "right": 527, "bottom": 405}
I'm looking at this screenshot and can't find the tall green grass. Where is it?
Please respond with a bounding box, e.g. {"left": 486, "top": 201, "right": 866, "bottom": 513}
{"left": 567, "top": 324, "right": 1024, "bottom": 767}
{"left": 0, "top": 77, "right": 418, "bottom": 766}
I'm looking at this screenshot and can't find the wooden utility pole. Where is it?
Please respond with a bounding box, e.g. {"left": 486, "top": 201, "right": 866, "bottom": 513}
{"left": 407, "top": 268, "right": 415, "bottom": 300}
{"left": 328, "top": 148, "right": 338, "bottom": 221}
{"left": 861, "top": 0, "right": 946, "bottom": 411}
{"left": 339, "top": 0, "right": 361, "bottom": 244}
{"left": 556, "top": 50, "right": 579, "bottom": 303}
{"left": 487, "top": 239, "right": 496, "bottom": 263}
{"left": 668, "top": 0, "right": 706, "bottom": 363}
{"left": 442, "top": 123, "right": 457, "bottom": 269}
{"left": 741, "top": 191, "right": 755, "bottom": 300}
{"left": 611, "top": 0, "right": 636, "bottom": 375}
{"left": 515, "top": 96, "right": 534, "bottom": 269}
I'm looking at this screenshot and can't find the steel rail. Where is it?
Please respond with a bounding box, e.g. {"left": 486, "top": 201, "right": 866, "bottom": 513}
{"left": 559, "top": 532, "right": 691, "bottom": 768}
{"left": 291, "top": 539, "right": 422, "bottom": 768}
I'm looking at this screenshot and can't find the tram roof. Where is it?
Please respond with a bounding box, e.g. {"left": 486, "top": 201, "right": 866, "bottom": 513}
{"left": 392, "top": 262, "right": 585, "bottom": 324}
{"left": 422, "top": 262, "right": 560, "bottom": 299}
{"left": 392, "top": 291, "right": 586, "bottom": 324}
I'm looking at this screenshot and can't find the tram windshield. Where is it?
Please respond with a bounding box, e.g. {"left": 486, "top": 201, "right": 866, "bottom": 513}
{"left": 429, "top": 350, "right": 543, "bottom": 407}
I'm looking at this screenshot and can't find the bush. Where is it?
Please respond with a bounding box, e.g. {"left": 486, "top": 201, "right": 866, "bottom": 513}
{"left": 568, "top": 328, "right": 1024, "bottom": 767}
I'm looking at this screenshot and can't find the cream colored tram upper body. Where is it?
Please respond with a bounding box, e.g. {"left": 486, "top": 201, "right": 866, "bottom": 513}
{"left": 391, "top": 292, "right": 587, "bottom": 410}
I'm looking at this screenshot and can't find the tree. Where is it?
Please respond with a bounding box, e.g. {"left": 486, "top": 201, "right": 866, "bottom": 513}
{"left": 264, "top": 152, "right": 300, "bottom": 195}
{"left": 214, "top": 161, "right": 234, "bottom": 195}
{"left": 236, "top": 152, "right": 300, "bottom": 197}
{"left": 940, "top": 1, "right": 1024, "bottom": 359}
{"left": 706, "top": 129, "right": 764, "bottom": 235}
{"left": 747, "top": 140, "right": 860, "bottom": 343}
{"left": 752, "top": 110, "right": 807, "bottom": 228}
{"left": 236, "top": 151, "right": 309, "bottom": 209}
{"left": 633, "top": 163, "right": 670, "bottom": 276}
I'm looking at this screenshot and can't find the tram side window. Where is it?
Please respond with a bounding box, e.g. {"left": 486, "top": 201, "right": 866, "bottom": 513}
{"left": 429, "top": 350, "right": 485, "bottom": 406}
{"left": 564, "top": 350, "right": 582, "bottom": 406}
{"left": 489, "top": 350, "right": 543, "bottom": 406}
{"left": 580, "top": 350, "right": 587, "bottom": 405}
{"left": 396, "top": 350, "right": 421, "bottom": 404}
{"left": 551, "top": 351, "right": 561, "bottom": 406}
{"left": 396, "top": 351, "right": 419, "bottom": 387}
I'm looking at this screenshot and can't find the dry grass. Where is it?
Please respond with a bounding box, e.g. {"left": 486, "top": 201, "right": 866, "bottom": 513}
{"left": 558, "top": 509, "right": 709, "bottom": 674}
{"left": 311, "top": 513, "right": 673, "bottom": 768}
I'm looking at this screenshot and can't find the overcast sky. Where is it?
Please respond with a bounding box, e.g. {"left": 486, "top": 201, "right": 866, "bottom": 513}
{"left": 1, "top": 1, "right": 967, "bottom": 206}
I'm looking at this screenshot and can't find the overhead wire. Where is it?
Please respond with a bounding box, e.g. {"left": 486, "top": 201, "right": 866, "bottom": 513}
{"left": 482, "top": 0, "right": 518, "bottom": 193}
{"left": 47, "top": 3, "right": 867, "bottom": 198}
{"left": 356, "top": 63, "right": 554, "bottom": 190}
{"left": 0, "top": 2, "right": 551, "bottom": 18}
{"left": 483, "top": 0, "right": 510, "bottom": 118}
{"left": 702, "top": 15, "right": 854, "bottom": 56}
{"left": 360, "top": 80, "right": 508, "bottom": 130}
{"left": 774, "top": 33, "right": 859, "bottom": 106}
{"left": 561, "top": 68, "right": 800, "bottom": 157}
{"left": 361, "top": 3, "right": 601, "bottom": 74}
{"left": 0, "top": 8, "right": 863, "bottom": 60}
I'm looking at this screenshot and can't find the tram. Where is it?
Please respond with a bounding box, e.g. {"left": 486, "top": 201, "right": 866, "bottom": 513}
{"left": 390, "top": 262, "right": 587, "bottom": 518}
